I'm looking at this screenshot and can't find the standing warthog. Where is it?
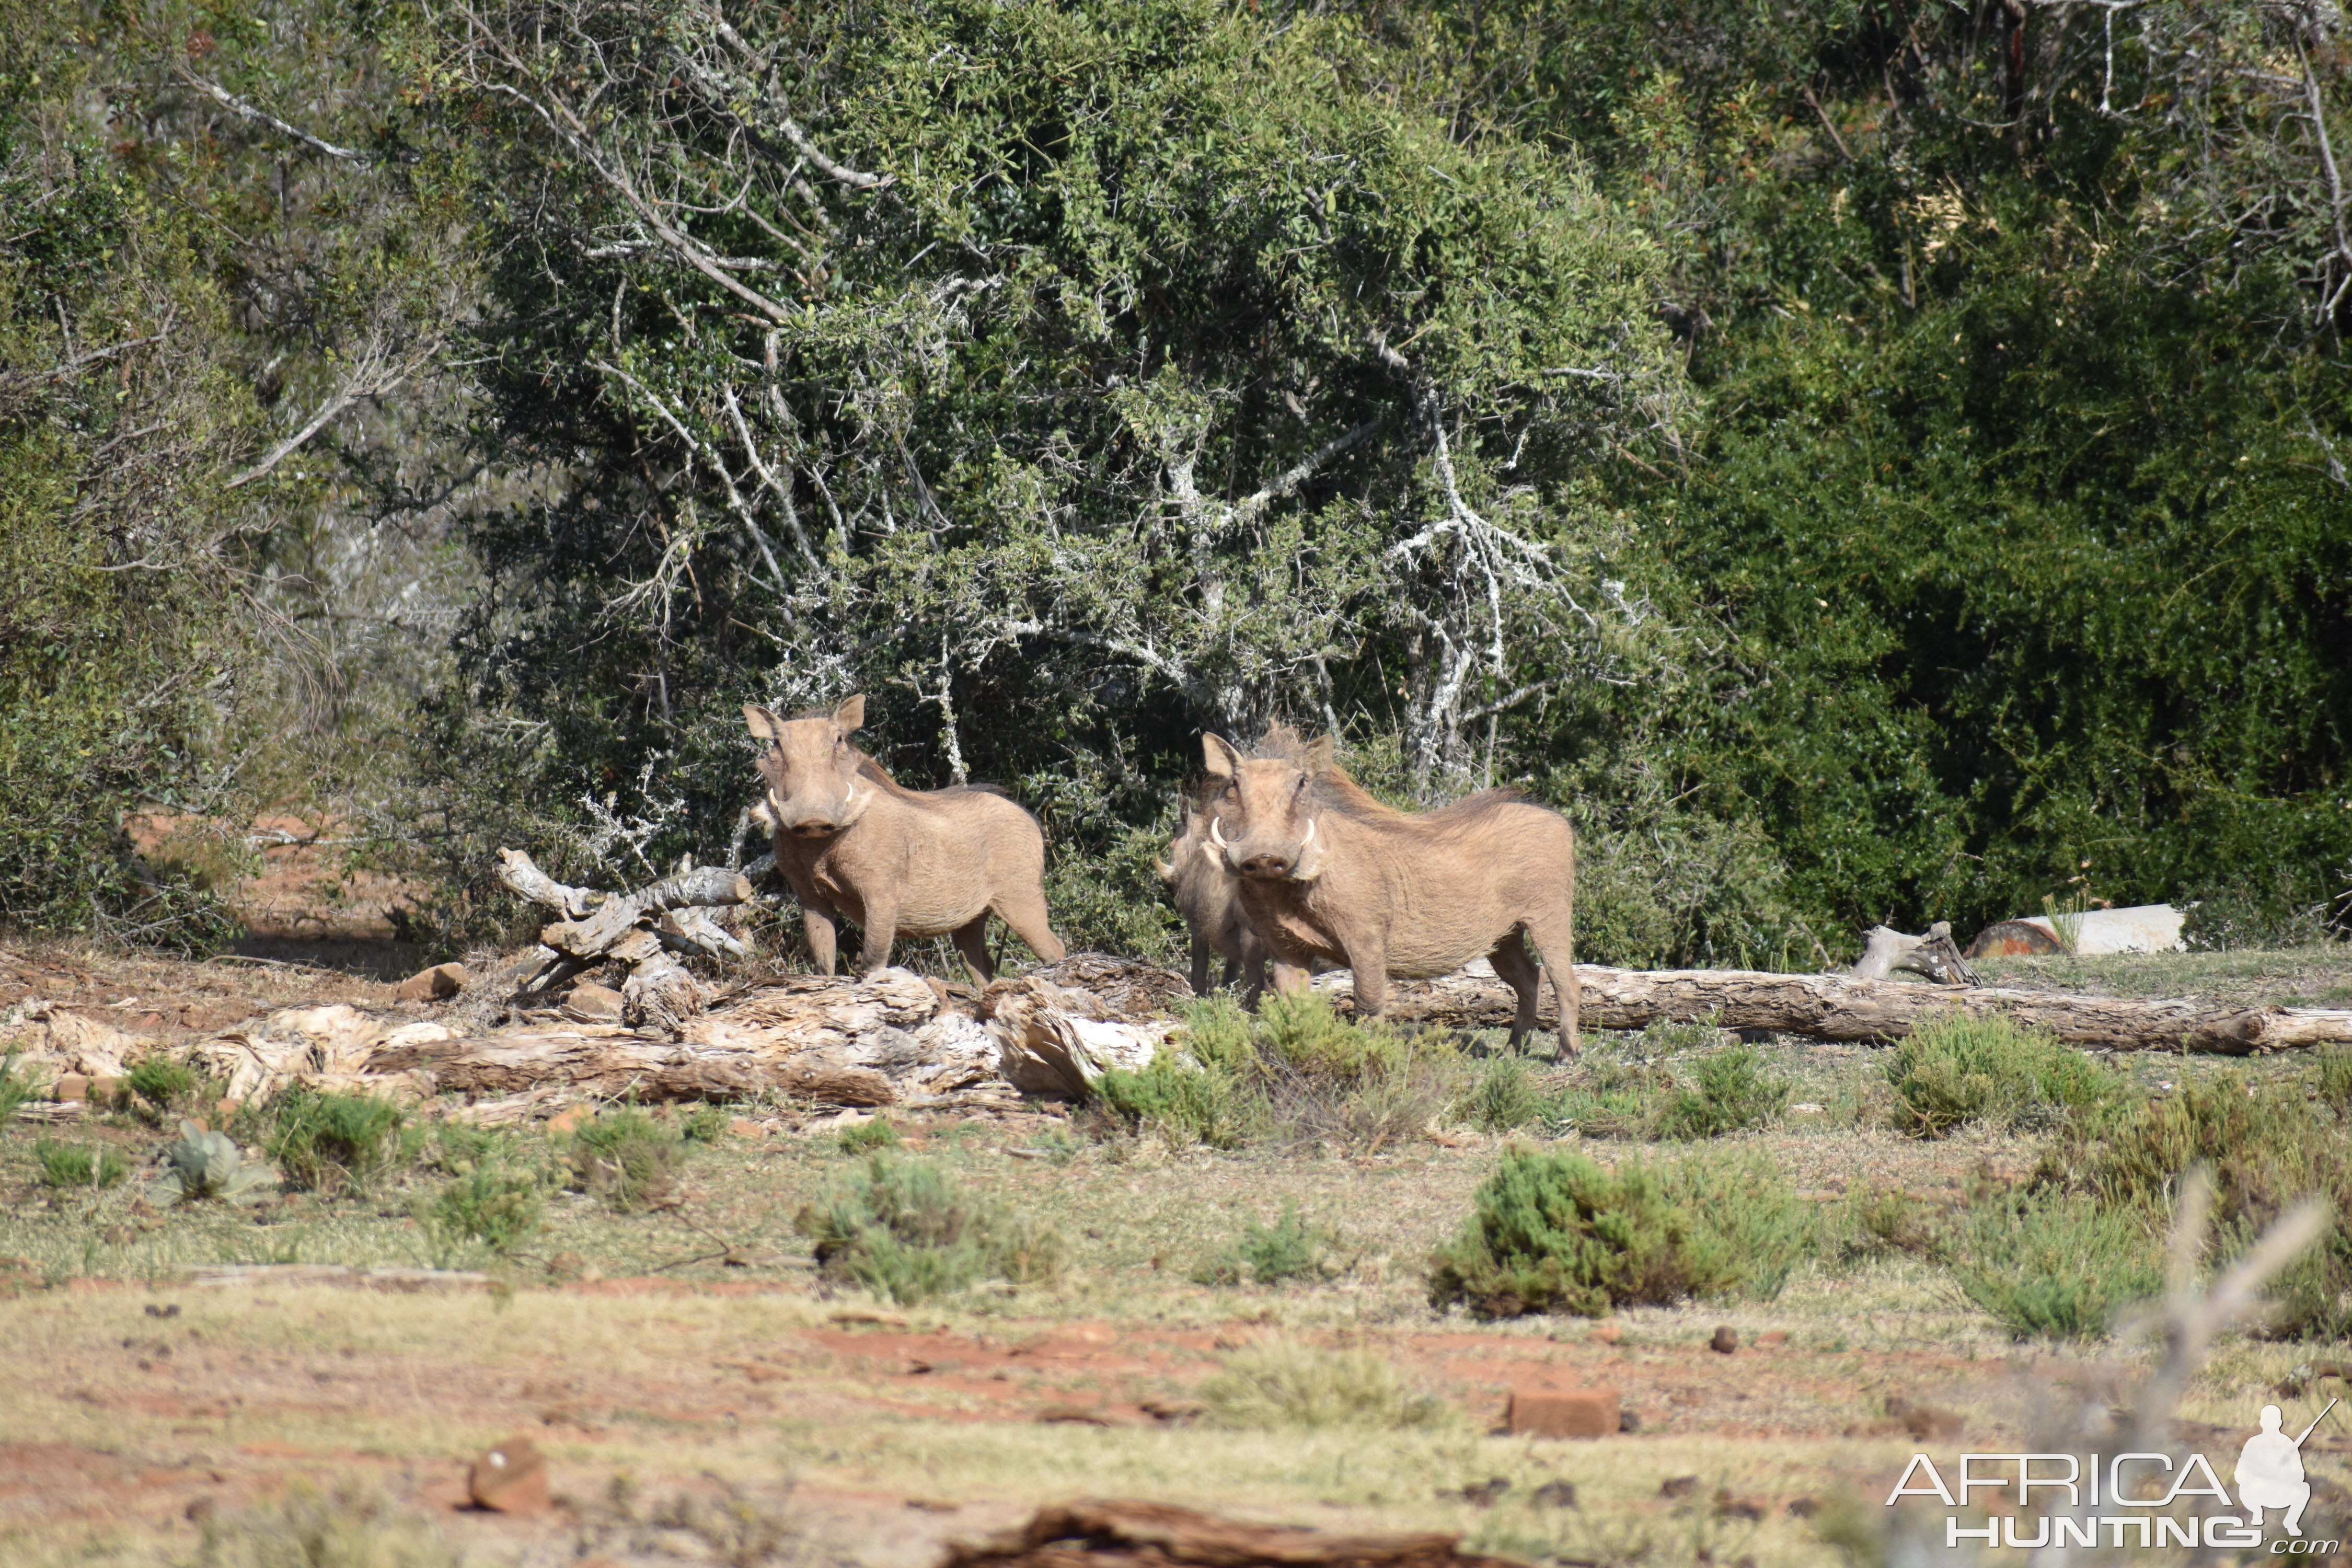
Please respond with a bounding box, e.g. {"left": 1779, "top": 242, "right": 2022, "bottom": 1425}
{"left": 1159, "top": 798, "right": 1269, "bottom": 1000}
{"left": 1198, "top": 731, "right": 1579, "bottom": 1052}
{"left": 744, "top": 696, "right": 1065, "bottom": 981}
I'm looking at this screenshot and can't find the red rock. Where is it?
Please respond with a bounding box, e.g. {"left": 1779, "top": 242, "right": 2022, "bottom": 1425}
{"left": 54, "top": 1074, "right": 88, "bottom": 1103}
{"left": 215, "top": 1098, "right": 243, "bottom": 1122}
{"left": 729, "top": 1117, "right": 765, "bottom": 1139}
{"left": 563, "top": 983, "right": 625, "bottom": 1022}
{"left": 1757, "top": 1330, "right": 1788, "bottom": 1347}
{"left": 1590, "top": 1323, "right": 1624, "bottom": 1345}
{"left": 89, "top": 1076, "right": 122, "bottom": 1106}
{"left": 1505, "top": 1385, "right": 1619, "bottom": 1439}
{"left": 547, "top": 1105, "right": 591, "bottom": 1136}
{"left": 1710, "top": 1325, "right": 1739, "bottom": 1354}
{"left": 395, "top": 963, "right": 467, "bottom": 1003}
{"left": 467, "top": 1436, "right": 549, "bottom": 1513}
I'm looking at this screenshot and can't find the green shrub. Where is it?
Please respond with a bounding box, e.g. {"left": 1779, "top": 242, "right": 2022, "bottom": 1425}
{"left": 1258, "top": 989, "right": 1409, "bottom": 1082}
{"left": 36, "top": 1139, "right": 127, "bottom": 1189}
{"left": 838, "top": 1117, "right": 902, "bottom": 1154}
{"left": 1451, "top": 1056, "right": 1553, "bottom": 1134}
{"left": 267, "top": 1088, "right": 408, "bottom": 1194}
{"left": 1173, "top": 995, "right": 1262, "bottom": 1077}
{"left": 1201, "top": 1338, "right": 1446, "bottom": 1431}
{"left": 1427, "top": 1147, "right": 1736, "bottom": 1318}
{"left": 1546, "top": 1052, "right": 1669, "bottom": 1138}
{"left": 794, "top": 1154, "right": 1063, "bottom": 1304}
{"left": 1952, "top": 1187, "right": 2162, "bottom": 1340}
{"left": 126, "top": 1055, "right": 199, "bottom": 1120}
{"left": 1884, "top": 1013, "right": 2117, "bottom": 1137}
{"left": 419, "top": 1121, "right": 508, "bottom": 1176}
{"left": 2048, "top": 1082, "right": 2352, "bottom": 1339}
{"left": 680, "top": 1104, "right": 729, "bottom": 1144}
{"left": 1655, "top": 1044, "right": 1791, "bottom": 1139}
{"left": 1656, "top": 1151, "right": 1818, "bottom": 1300}
{"left": 419, "top": 1165, "right": 545, "bottom": 1262}
{"left": 1196, "top": 1203, "right": 1347, "bottom": 1286}
{"left": 1428, "top": 1146, "right": 1815, "bottom": 1318}
{"left": 1094, "top": 1048, "right": 1256, "bottom": 1149}
{"left": 569, "top": 1106, "right": 687, "bottom": 1213}
{"left": 1838, "top": 1183, "right": 1954, "bottom": 1263}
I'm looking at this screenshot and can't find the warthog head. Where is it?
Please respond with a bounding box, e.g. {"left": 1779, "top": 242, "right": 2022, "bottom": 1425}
{"left": 744, "top": 695, "right": 875, "bottom": 840}
{"left": 1200, "top": 731, "right": 1334, "bottom": 882}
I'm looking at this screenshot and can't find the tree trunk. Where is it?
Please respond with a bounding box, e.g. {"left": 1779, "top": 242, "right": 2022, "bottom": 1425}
{"left": 1335, "top": 965, "right": 2352, "bottom": 1055}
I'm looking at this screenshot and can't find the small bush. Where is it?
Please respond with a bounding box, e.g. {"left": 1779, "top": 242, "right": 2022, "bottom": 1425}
{"left": 1952, "top": 1187, "right": 2162, "bottom": 1339}
{"left": 1095, "top": 1048, "right": 1255, "bottom": 1149}
{"left": 1546, "top": 1052, "right": 1668, "bottom": 1138}
{"left": 36, "top": 1139, "right": 127, "bottom": 1189}
{"left": 680, "top": 1103, "right": 729, "bottom": 1144}
{"left": 1884, "top": 1013, "right": 2117, "bottom": 1137}
{"left": 569, "top": 1106, "right": 687, "bottom": 1213}
{"left": 794, "top": 1154, "right": 1062, "bottom": 1303}
{"left": 838, "top": 1117, "right": 902, "bottom": 1154}
{"left": 1452, "top": 1056, "right": 1553, "bottom": 1134}
{"left": 419, "top": 1165, "right": 544, "bottom": 1262}
{"left": 1655, "top": 1044, "right": 1791, "bottom": 1139}
{"left": 267, "top": 1088, "right": 407, "bottom": 1194}
{"left": 1427, "top": 1147, "right": 1735, "bottom": 1318}
{"left": 1258, "top": 989, "right": 1408, "bottom": 1082}
{"left": 126, "top": 1054, "right": 199, "bottom": 1120}
{"left": 2046, "top": 1082, "right": 2352, "bottom": 1339}
{"left": 1196, "top": 1203, "right": 1348, "bottom": 1286}
{"left": 1838, "top": 1183, "right": 1954, "bottom": 1262}
{"left": 1201, "top": 1337, "right": 1446, "bottom": 1431}
{"left": 1428, "top": 1146, "right": 1814, "bottom": 1318}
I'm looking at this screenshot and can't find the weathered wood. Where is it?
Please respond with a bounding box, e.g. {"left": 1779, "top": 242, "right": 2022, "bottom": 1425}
{"left": 1333, "top": 965, "right": 2352, "bottom": 1055}
{"left": 543, "top": 867, "right": 755, "bottom": 959}
{"left": 494, "top": 848, "right": 603, "bottom": 919}
{"left": 366, "top": 970, "right": 1003, "bottom": 1105}
{"left": 1851, "top": 922, "right": 1980, "bottom": 986}
{"left": 622, "top": 949, "right": 704, "bottom": 1032}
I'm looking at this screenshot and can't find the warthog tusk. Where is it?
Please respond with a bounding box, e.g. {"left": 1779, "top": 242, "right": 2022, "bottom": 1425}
{"left": 840, "top": 780, "right": 873, "bottom": 825}
{"left": 1207, "top": 814, "right": 1238, "bottom": 869}
{"left": 1292, "top": 816, "right": 1325, "bottom": 882}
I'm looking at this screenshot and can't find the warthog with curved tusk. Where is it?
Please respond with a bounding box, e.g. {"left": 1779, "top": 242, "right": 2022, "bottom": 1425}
{"left": 744, "top": 696, "right": 1066, "bottom": 982}
{"left": 1198, "top": 730, "right": 1579, "bottom": 1053}
{"left": 1159, "top": 795, "right": 1270, "bottom": 1001}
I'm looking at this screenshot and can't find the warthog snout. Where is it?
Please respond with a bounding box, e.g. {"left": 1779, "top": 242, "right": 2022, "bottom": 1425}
{"left": 1204, "top": 781, "right": 1323, "bottom": 881}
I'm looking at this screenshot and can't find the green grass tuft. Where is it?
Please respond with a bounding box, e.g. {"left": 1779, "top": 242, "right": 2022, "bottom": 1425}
{"left": 418, "top": 1163, "right": 545, "bottom": 1264}
{"left": 1201, "top": 1337, "right": 1448, "bottom": 1431}
{"left": 1951, "top": 1187, "right": 2161, "bottom": 1340}
{"left": 266, "top": 1087, "right": 407, "bottom": 1195}
{"left": 794, "top": 1154, "right": 1063, "bottom": 1304}
{"left": 1654, "top": 1043, "right": 1791, "bottom": 1139}
{"left": 35, "top": 1138, "right": 126, "bottom": 1189}
{"left": 1195, "top": 1202, "right": 1348, "bottom": 1286}
{"left": 837, "top": 1116, "right": 902, "bottom": 1154}
{"left": 568, "top": 1106, "right": 687, "bottom": 1213}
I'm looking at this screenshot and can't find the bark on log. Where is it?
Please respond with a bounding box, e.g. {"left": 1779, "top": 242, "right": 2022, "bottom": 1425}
{"left": 1335, "top": 965, "right": 2352, "bottom": 1055}
{"left": 944, "top": 1501, "right": 1524, "bottom": 1568}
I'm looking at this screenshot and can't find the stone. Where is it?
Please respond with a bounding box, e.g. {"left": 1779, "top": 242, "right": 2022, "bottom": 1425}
{"left": 1529, "top": 1480, "right": 1578, "bottom": 1509}
{"left": 546, "top": 1105, "right": 591, "bottom": 1135}
{"left": 1756, "top": 1330, "right": 1787, "bottom": 1347}
{"left": 1713, "top": 1490, "right": 1767, "bottom": 1521}
{"left": 1505, "top": 1385, "right": 1619, "bottom": 1440}
{"left": 215, "top": 1098, "right": 243, "bottom": 1122}
{"left": 562, "top": 983, "right": 626, "bottom": 1023}
{"left": 1786, "top": 1497, "right": 1823, "bottom": 1519}
{"left": 53, "top": 1074, "right": 88, "bottom": 1102}
{"left": 395, "top": 963, "right": 468, "bottom": 1003}
{"left": 729, "top": 1117, "right": 765, "bottom": 1138}
{"left": 467, "top": 1436, "right": 550, "bottom": 1513}
{"left": 1660, "top": 1476, "right": 1700, "bottom": 1500}
{"left": 1710, "top": 1325, "right": 1739, "bottom": 1354}
{"left": 1590, "top": 1322, "right": 1623, "bottom": 1345}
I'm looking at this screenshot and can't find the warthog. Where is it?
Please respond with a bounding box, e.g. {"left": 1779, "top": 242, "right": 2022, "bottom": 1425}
{"left": 744, "top": 696, "right": 1066, "bottom": 981}
{"left": 1159, "top": 797, "right": 1269, "bottom": 999}
{"left": 1198, "top": 731, "right": 1579, "bottom": 1052}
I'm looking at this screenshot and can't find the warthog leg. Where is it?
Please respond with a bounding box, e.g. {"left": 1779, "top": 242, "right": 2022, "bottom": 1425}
{"left": 857, "top": 892, "right": 900, "bottom": 974}
{"left": 952, "top": 915, "right": 997, "bottom": 985}
{"left": 1189, "top": 935, "right": 1214, "bottom": 997}
{"left": 1488, "top": 929, "right": 1542, "bottom": 1052}
{"left": 1523, "top": 909, "right": 1581, "bottom": 1057}
{"left": 803, "top": 897, "right": 843, "bottom": 976}
{"left": 990, "top": 887, "right": 1067, "bottom": 966}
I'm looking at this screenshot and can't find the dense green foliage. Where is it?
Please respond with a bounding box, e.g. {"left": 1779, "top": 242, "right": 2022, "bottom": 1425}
{"left": 4, "top": 0, "right": 2349, "bottom": 955}
{"left": 1426, "top": 1145, "right": 1811, "bottom": 1318}
{"left": 1884, "top": 1011, "right": 2120, "bottom": 1136}
{"left": 794, "top": 1154, "right": 1063, "bottom": 1303}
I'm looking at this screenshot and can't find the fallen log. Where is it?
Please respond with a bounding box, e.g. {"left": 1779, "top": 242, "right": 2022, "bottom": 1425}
{"left": 486, "top": 850, "right": 757, "bottom": 1028}
{"left": 1339, "top": 965, "right": 2352, "bottom": 1055}
{"left": 944, "top": 1501, "right": 1526, "bottom": 1568}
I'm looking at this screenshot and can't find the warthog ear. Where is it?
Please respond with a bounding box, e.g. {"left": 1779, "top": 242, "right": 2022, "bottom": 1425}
{"left": 1303, "top": 735, "right": 1336, "bottom": 775}
{"left": 1202, "top": 733, "right": 1242, "bottom": 777}
{"left": 833, "top": 694, "right": 866, "bottom": 731}
{"left": 743, "top": 705, "right": 784, "bottom": 742}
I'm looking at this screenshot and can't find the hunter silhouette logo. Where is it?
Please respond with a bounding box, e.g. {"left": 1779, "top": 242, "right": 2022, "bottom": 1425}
{"left": 2239, "top": 1400, "right": 2335, "bottom": 1537}
{"left": 1885, "top": 1397, "right": 2343, "bottom": 1552}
